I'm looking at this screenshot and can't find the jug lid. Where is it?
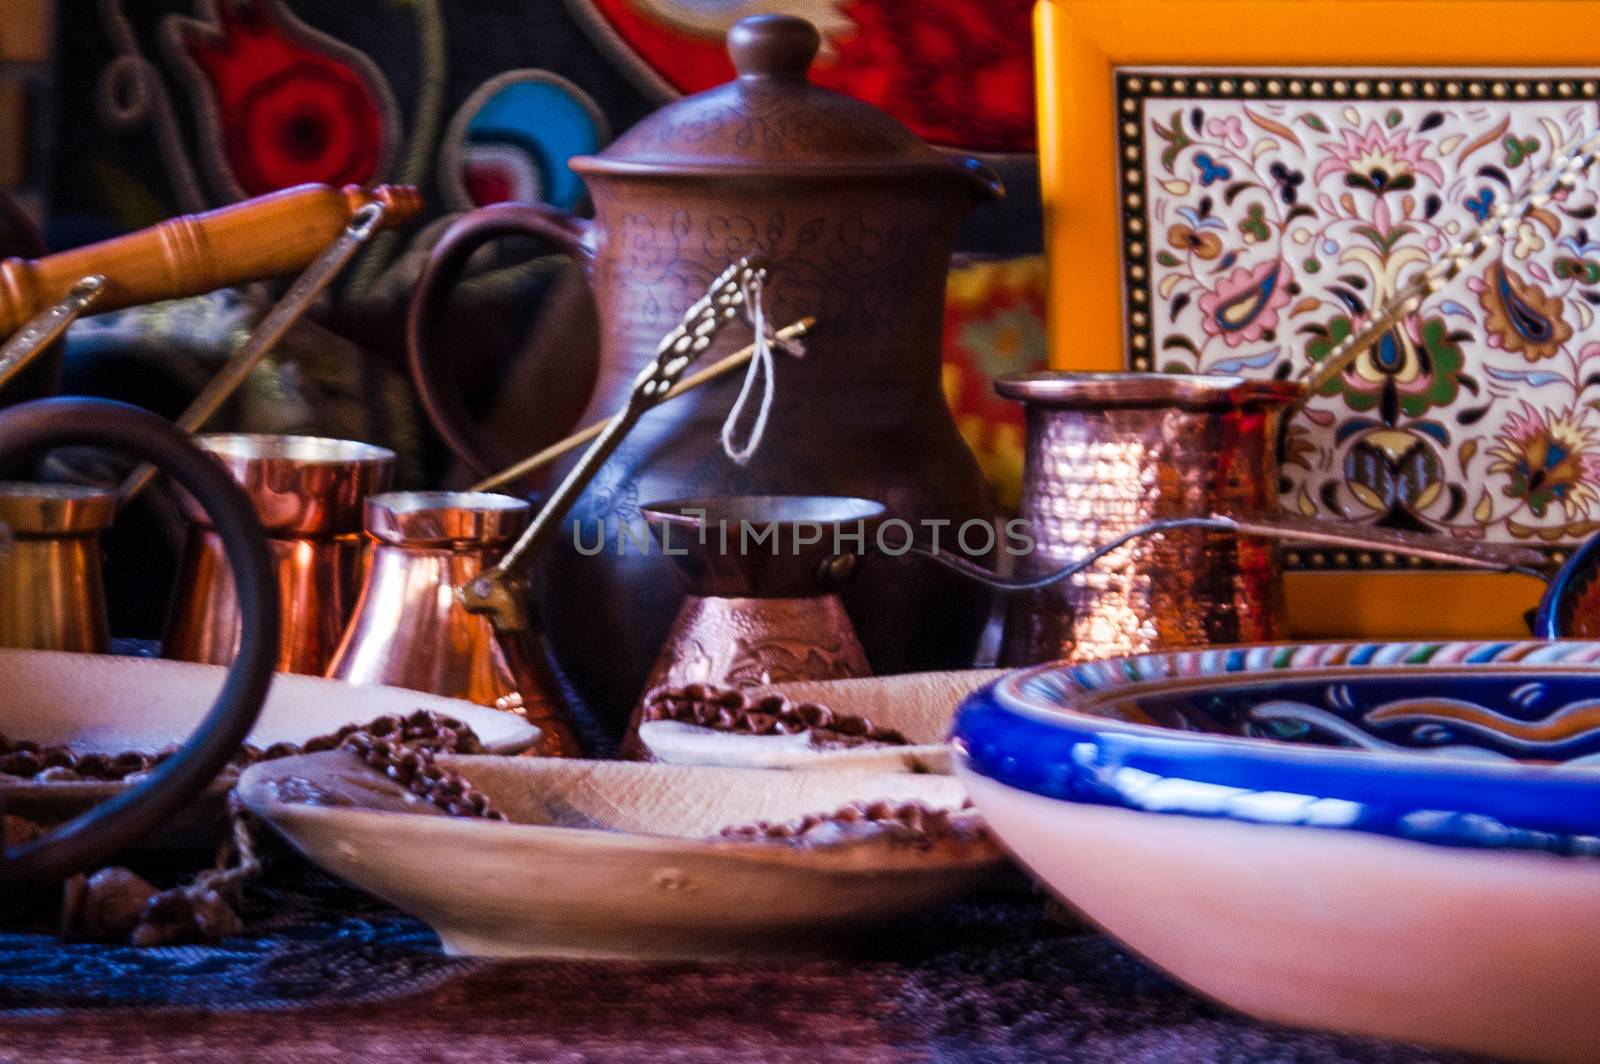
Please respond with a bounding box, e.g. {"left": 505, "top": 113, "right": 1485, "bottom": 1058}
{"left": 574, "top": 14, "right": 999, "bottom": 191}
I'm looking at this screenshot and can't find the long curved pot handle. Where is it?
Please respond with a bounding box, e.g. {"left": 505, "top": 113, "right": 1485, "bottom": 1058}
{"left": 0, "top": 398, "right": 279, "bottom": 886}
{"left": 407, "top": 202, "right": 598, "bottom": 482}
{"left": 915, "top": 513, "right": 1551, "bottom": 592}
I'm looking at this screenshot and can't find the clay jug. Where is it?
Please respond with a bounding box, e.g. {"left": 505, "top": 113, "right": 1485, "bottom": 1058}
{"left": 407, "top": 15, "right": 1001, "bottom": 736}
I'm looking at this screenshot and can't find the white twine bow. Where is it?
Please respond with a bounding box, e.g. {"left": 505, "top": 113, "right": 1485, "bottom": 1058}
{"left": 719, "top": 272, "right": 805, "bottom": 465}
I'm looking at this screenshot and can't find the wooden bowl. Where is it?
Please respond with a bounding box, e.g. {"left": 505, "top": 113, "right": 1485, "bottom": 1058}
{"left": 241, "top": 753, "right": 1001, "bottom": 960}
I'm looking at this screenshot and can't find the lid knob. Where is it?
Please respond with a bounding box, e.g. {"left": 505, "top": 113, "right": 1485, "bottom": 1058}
{"left": 728, "top": 14, "right": 820, "bottom": 81}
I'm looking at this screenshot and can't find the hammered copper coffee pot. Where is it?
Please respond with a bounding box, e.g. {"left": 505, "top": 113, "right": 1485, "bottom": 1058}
{"left": 991, "top": 372, "right": 1549, "bottom": 666}
{"left": 997, "top": 373, "right": 1299, "bottom": 665}
{"left": 408, "top": 14, "right": 1003, "bottom": 734}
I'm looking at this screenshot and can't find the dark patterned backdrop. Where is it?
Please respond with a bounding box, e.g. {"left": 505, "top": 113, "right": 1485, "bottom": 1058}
{"left": 44, "top": 0, "right": 1039, "bottom": 256}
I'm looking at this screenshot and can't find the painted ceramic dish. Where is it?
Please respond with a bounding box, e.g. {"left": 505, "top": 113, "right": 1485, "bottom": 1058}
{"left": 240, "top": 754, "right": 1000, "bottom": 960}
{"left": 957, "top": 639, "right": 1600, "bottom": 852}
{"left": 638, "top": 670, "right": 1005, "bottom": 773}
{"left": 0, "top": 649, "right": 540, "bottom": 842}
{"left": 952, "top": 639, "right": 1600, "bottom": 1062}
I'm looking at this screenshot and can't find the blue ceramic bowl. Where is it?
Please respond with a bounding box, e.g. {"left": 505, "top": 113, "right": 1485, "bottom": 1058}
{"left": 952, "top": 640, "right": 1600, "bottom": 856}
{"left": 1535, "top": 533, "right": 1600, "bottom": 638}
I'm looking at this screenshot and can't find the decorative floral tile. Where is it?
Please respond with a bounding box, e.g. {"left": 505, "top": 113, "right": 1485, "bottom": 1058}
{"left": 1117, "top": 71, "right": 1600, "bottom": 568}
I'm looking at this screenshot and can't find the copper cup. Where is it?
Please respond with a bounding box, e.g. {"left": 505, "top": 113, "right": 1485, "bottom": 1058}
{"left": 622, "top": 495, "right": 883, "bottom": 753}
{"left": 163, "top": 434, "right": 395, "bottom": 675}
{"left": 996, "top": 372, "right": 1302, "bottom": 666}
{"left": 0, "top": 481, "right": 117, "bottom": 652}
{"left": 325, "top": 491, "right": 580, "bottom": 757}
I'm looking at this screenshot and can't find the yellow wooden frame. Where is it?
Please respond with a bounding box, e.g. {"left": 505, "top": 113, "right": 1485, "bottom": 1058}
{"left": 1031, "top": 0, "right": 1600, "bottom": 638}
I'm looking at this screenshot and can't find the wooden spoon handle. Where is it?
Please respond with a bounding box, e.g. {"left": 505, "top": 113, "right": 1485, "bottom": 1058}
{"left": 0, "top": 183, "right": 422, "bottom": 336}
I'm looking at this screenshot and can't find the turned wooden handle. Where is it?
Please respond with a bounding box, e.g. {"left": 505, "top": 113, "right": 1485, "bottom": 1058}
{"left": 0, "top": 183, "right": 422, "bottom": 337}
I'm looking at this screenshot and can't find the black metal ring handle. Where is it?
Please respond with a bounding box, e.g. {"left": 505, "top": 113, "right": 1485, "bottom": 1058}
{"left": 0, "top": 398, "right": 280, "bottom": 885}
{"left": 406, "top": 202, "right": 598, "bottom": 482}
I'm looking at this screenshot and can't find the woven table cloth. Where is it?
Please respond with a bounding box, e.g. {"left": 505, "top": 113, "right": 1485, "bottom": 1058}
{"left": 0, "top": 863, "right": 1483, "bottom": 1064}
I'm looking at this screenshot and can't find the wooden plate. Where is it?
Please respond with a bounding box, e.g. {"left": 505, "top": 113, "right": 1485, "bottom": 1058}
{"left": 0, "top": 649, "right": 540, "bottom": 846}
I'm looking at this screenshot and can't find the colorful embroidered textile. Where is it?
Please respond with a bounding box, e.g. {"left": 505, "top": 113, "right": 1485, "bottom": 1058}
{"left": 943, "top": 256, "right": 1049, "bottom": 512}
{"left": 47, "top": 1, "right": 1036, "bottom": 250}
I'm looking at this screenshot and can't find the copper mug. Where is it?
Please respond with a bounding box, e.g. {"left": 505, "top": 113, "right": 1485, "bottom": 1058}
{"left": 163, "top": 434, "right": 394, "bottom": 675}
{"left": 0, "top": 482, "right": 117, "bottom": 652}
{"left": 997, "top": 372, "right": 1300, "bottom": 665}
{"left": 325, "top": 491, "right": 581, "bottom": 757}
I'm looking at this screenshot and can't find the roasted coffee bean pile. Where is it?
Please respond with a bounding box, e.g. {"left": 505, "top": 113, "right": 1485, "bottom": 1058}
{"left": 2, "top": 711, "right": 497, "bottom": 946}
{"left": 719, "top": 799, "right": 985, "bottom": 849}
{"left": 643, "top": 684, "right": 909, "bottom": 745}
{"left": 341, "top": 733, "right": 504, "bottom": 820}
{"left": 0, "top": 709, "right": 488, "bottom": 783}
{"left": 303, "top": 710, "right": 489, "bottom": 757}
{"left": 0, "top": 746, "right": 152, "bottom": 783}
{"left": 57, "top": 796, "right": 257, "bottom": 947}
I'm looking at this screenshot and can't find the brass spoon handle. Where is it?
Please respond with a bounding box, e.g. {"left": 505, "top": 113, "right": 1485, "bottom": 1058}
{"left": 458, "top": 256, "right": 775, "bottom": 631}
{"left": 0, "top": 275, "right": 107, "bottom": 395}
{"left": 468, "top": 315, "right": 815, "bottom": 493}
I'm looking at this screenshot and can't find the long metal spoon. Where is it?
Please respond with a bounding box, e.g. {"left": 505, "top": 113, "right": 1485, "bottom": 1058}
{"left": 458, "top": 255, "right": 779, "bottom": 632}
